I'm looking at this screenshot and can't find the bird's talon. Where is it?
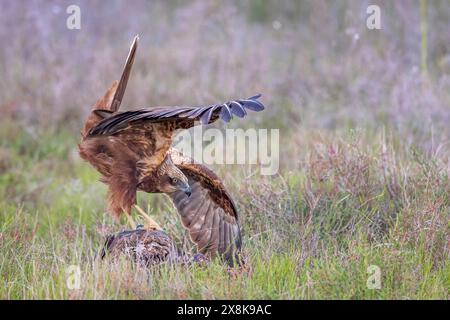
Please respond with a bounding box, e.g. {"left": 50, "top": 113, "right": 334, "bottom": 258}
{"left": 134, "top": 205, "right": 163, "bottom": 231}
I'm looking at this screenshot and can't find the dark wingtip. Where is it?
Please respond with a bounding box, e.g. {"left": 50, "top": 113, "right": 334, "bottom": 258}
{"left": 214, "top": 94, "right": 264, "bottom": 124}
{"left": 229, "top": 101, "right": 246, "bottom": 118}
{"left": 220, "top": 104, "right": 232, "bottom": 123}
{"left": 248, "top": 93, "right": 262, "bottom": 100}
{"left": 239, "top": 94, "right": 264, "bottom": 112}
{"left": 110, "top": 35, "right": 139, "bottom": 112}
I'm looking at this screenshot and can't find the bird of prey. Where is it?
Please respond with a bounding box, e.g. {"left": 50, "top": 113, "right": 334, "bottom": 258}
{"left": 79, "top": 36, "right": 264, "bottom": 265}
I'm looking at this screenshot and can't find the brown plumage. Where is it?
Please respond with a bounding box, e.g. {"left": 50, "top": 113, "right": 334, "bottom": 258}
{"left": 78, "top": 36, "right": 264, "bottom": 265}
{"left": 101, "top": 229, "right": 177, "bottom": 266}
{"left": 101, "top": 227, "right": 209, "bottom": 266}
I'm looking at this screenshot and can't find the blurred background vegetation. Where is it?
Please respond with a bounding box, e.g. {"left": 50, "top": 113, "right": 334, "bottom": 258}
{"left": 0, "top": 0, "right": 449, "bottom": 299}
{"left": 1, "top": 0, "right": 450, "bottom": 144}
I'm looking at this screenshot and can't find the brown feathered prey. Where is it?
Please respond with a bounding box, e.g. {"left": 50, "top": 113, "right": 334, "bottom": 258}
{"left": 101, "top": 228, "right": 177, "bottom": 266}
{"left": 100, "top": 227, "right": 209, "bottom": 267}
{"left": 79, "top": 36, "right": 264, "bottom": 265}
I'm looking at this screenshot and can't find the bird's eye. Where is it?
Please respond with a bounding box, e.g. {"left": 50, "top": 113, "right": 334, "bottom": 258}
{"left": 172, "top": 178, "right": 178, "bottom": 184}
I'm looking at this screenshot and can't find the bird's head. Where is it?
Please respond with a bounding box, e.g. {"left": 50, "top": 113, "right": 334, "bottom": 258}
{"left": 157, "top": 156, "right": 191, "bottom": 197}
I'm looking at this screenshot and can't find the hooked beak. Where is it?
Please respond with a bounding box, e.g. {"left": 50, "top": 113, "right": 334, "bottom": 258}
{"left": 182, "top": 185, "right": 192, "bottom": 197}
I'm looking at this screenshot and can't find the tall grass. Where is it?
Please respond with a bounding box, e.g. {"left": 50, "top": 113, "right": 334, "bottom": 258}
{"left": 0, "top": 126, "right": 448, "bottom": 299}
{"left": 0, "top": 1, "right": 449, "bottom": 299}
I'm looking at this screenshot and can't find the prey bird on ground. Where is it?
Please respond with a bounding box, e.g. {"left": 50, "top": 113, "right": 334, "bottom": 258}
{"left": 79, "top": 36, "right": 264, "bottom": 265}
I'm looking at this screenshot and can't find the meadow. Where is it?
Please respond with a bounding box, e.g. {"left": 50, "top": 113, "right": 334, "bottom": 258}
{"left": 0, "top": 0, "right": 449, "bottom": 299}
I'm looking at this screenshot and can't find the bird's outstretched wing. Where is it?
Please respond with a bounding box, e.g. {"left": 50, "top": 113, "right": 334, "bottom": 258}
{"left": 86, "top": 94, "right": 264, "bottom": 170}
{"left": 87, "top": 94, "right": 264, "bottom": 136}
{"left": 168, "top": 149, "right": 242, "bottom": 266}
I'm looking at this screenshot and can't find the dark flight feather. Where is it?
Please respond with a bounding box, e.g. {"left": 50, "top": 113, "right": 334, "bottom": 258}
{"left": 229, "top": 101, "right": 246, "bottom": 118}
{"left": 200, "top": 105, "right": 219, "bottom": 125}
{"left": 169, "top": 149, "right": 242, "bottom": 266}
{"left": 87, "top": 94, "right": 264, "bottom": 136}
{"left": 110, "top": 35, "right": 139, "bottom": 112}
{"left": 219, "top": 103, "right": 232, "bottom": 123}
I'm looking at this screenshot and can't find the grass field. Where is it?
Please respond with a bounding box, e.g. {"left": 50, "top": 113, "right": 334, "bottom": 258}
{"left": 1, "top": 1, "right": 449, "bottom": 299}
{"left": 1, "top": 122, "right": 449, "bottom": 299}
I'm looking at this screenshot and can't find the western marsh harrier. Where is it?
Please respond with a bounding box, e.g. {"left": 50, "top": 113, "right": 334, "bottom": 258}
{"left": 79, "top": 36, "right": 264, "bottom": 265}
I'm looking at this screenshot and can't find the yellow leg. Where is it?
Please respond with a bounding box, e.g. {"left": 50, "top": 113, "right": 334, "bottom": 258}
{"left": 134, "top": 205, "right": 163, "bottom": 231}
{"left": 125, "top": 212, "right": 137, "bottom": 230}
